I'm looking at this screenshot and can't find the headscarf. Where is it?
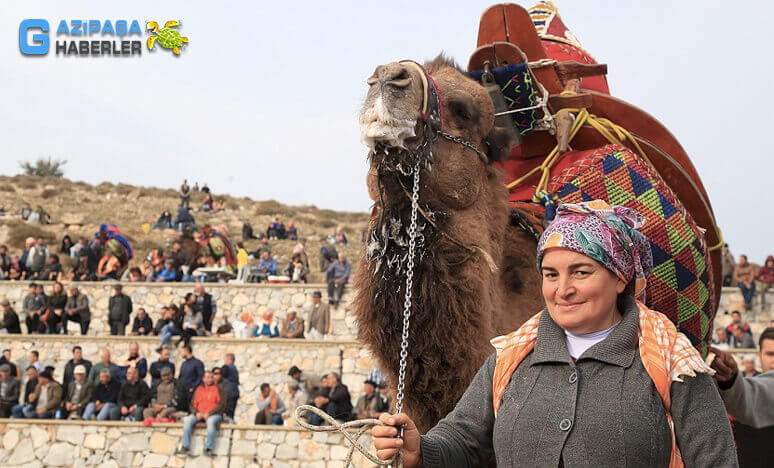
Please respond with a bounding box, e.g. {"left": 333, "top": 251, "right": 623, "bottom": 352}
{"left": 262, "top": 309, "right": 274, "bottom": 323}
{"left": 536, "top": 200, "right": 653, "bottom": 300}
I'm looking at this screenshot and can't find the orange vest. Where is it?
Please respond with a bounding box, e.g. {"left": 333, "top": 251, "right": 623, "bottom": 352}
{"left": 193, "top": 384, "right": 220, "bottom": 414}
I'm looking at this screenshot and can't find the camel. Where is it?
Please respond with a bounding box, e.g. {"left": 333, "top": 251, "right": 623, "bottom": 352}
{"left": 353, "top": 56, "right": 544, "bottom": 432}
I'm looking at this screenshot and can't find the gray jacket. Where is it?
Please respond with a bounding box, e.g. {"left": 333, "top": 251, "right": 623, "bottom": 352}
{"left": 719, "top": 370, "right": 774, "bottom": 429}
{"left": 420, "top": 297, "right": 737, "bottom": 467}
{"left": 65, "top": 293, "right": 90, "bottom": 321}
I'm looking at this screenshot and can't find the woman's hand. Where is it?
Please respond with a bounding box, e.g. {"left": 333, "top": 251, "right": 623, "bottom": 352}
{"left": 373, "top": 413, "right": 422, "bottom": 468}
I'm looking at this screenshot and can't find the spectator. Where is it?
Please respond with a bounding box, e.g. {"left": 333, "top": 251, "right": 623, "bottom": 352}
{"left": 157, "top": 305, "right": 183, "bottom": 351}
{"left": 149, "top": 348, "right": 175, "bottom": 388}
{"left": 202, "top": 194, "right": 214, "bottom": 212}
{"left": 255, "top": 237, "right": 272, "bottom": 257}
{"left": 721, "top": 244, "right": 735, "bottom": 287}
{"left": 14, "top": 369, "right": 62, "bottom": 419}
{"left": 60, "top": 235, "right": 74, "bottom": 256}
{"left": 174, "top": 206, "right": 196, "bottom": 232}
{"left": 179, "top": 371, "right": 225, "bottom": 456}
{"left": 26, "top": 238, "right": 49, "bottom": 277}
{"left": 180, "top": 179, "right": 191, "bottom": 209}
{"left": 306, "top": 372, "right": 353, "bottom": 426}
{"left": 319, "top": 238, "right": 338, "bottom": 272}
{"left": 108, "top": 284, "right": 132, "bottom": 335}
{"left": 82, "top": 368, "right": 120, "bottom": 421}
{"left": 43, "top": 281, "right": 67, "bottom": 334}
{"left": 254, "top": 382, "right": 286, "bottom": 425}
{"left": 0, "top": 349, "right": 20, "bottom": 381}
{"left": 170, "top": 240, "right": 191, "bottom": 271}
{"left": 283, "top": 380, "right": 308, "bottom": 424}
{"left": 287, "top": 221, "right": 298, "bottom": 241}
{"left": 725, "top": 311, "right": 752, "bottom": 339}
{"left": 127, "top": 267, "right": 144, "bottom": 282}
{"left": 117, "top": 367, "right": 150, "bottom": 421}
{"left": 88, "top": 349, "right": 119, "bottom": 384}
{"left": 63, "top": 346, "right": 92, "bottom": 389}
{"left": 213, "top": 367, "right": 238, "bottom": 422}
{"left": 6, "top": 255, "right": 24, "bottom": 281}
{"left": 334, "top": 227, "right": 348, "bottom": 245}
{"left": 742, "top": 356, "right": 761, "bottom": 378}
{"left": 258, "top": 251, "right": 278, "bottom": 277}
{"left": 179, "top": 303, "right": 204, "bottom": 347}
{"left": 193, "top": 182, "right": 199, "bottom": 191}
{"left": 283, "top": 253, "right": 309, "bottom": 283}
{"left": 28, "top": 350, "right": 43, "bottom": 372}
{"left": 97, "top": 251, "right": 121, "bottom": 281}
{"left": 153, "top": 208, "right": 173, "bottom": 230}
{"left": 19, "top": 203, "right": 32, "bottom": 221}
{"left": 140, "top": 260, "right": 155, "bottom": 282}
{"left": 70, "top": 254, "right": 94, "bottom": 281}
{"left": 0, "top": 364, "right": 20, "bottom": 417}
{"left": 34, "top": 254, "right": 62, "bottom": 282}
{"left": 288, "top": 365, "right": 321, "bottom": 399}
{"left": 195, "top": 284, "right": 217, "bottom": 333}
{"left": 267, "top": 217, "right": 285, "bottom": 240}
{"left": 236, "top": 242, "right": 249, "bottom": 272}
{"left": 307, "top": 291, "right": 331, "bottom": 340}
{"left": 712, "top": 328, "right": 730, "bottom": 350}
{"left": 292, "top": 237, "right": 308, "bottom": 263}
{"left": 11, "top": 366, "right": 38, "bottom": 416}
{"left": 115, "top": 342, "right": 148, "bottom": 382}
{"left": 280, "top": 309, "right": 305, "bottom": 338}
{"left": 242, "top": 220, "right": 255, "bottom": 241}
{"left": 733, "top": 254, "right": 757, "bottom": 311}
{"left": 756, "top": 255, "right": 774, "bottom": 310}
{"left": 22, "top": 282, "right": 45, "bottom": 333}
{"left": 144, "top": 366, "right": 186, "bottom": 421}
{"left": 64, "top": 286, "right": 90, "bottom": 335}
{"left": 355, "top": 379, "right": 389, "bottom": 420}
{"left": 730, "top": 324, "right": 755, "bottom": 348}
{"left": 0, "top": 245, "right": 9, "bottom": 278}
{"left": 325, "top": 253, "right": 351, "bottom": 307}
{"left": 201, "top": 183, "right": 210, "bottom": 194}
{"left": 69, "top": 237, "right": 87, "bottom": 260}
{"left": 155, "top": 258, "right": 179, "bottom": 282}
{"left": 58, "top": 365, "right": 93, "bottom": 419}
{"left": 178, "top": 345, "right": 204, "bottom": 410}
{"left": 253, "top": 309, "right": 279, "bottom": 338}
{"left": 222, "top": 353, "right": 240, "bottom": 388}
{"left": 1, "top": 299, "right": 21, "bottom": 334}
{"left": 131, "top": 308, "right": 154, "bottom": 336}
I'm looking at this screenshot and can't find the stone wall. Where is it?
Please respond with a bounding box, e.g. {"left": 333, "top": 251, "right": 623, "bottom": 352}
{"left": 0, "top": 282, "right": 358, "bottom": 340}
{"left": 0, "top": 336, "right": 375, "bottom": 426}
{"left": 0, "top": 420, "right": 376, "bottom": 467}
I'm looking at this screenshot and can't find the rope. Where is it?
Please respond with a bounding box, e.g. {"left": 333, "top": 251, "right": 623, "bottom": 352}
{"left": 294, "top": 405, "right": 400, "bottom": 467}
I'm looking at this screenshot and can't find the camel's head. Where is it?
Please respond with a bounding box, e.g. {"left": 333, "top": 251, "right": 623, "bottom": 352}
{"left": 360, "top": 55, "right": 514, "bottom": 210}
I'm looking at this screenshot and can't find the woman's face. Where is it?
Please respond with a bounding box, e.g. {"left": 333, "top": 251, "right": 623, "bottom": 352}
{"left": 540, "top": 248, "right": 626, "bottom": 334}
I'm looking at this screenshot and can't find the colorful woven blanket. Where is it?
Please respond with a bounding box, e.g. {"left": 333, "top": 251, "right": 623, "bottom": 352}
{"left": 468, "top": 63, "right": 539, "bottom": 136}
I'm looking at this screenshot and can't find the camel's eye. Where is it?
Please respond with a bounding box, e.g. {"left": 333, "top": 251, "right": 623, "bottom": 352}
{"left": 448, "top": 98, "right": 476, "bottom": 123}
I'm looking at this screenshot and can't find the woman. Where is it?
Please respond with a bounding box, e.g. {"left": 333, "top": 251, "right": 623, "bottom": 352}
{"left": 373, "top": 201, "right": 737, "bottom": 467}
{"left": 60, "top": 235, "right": 74, "bottom": 255}
{"left": 7, "top": 256, "right": 24, "bottom": 280}
{"left": 178, "top": 303, "right": 204, "bottom": 346}
{"left": 156, "top": 304, "right": 183, "bottom": 352}
{"left": 44, "top": 281, "right": 67, "bottom": 334}
{"left": 253, "top": 309, "right": 279, "bottom": 338}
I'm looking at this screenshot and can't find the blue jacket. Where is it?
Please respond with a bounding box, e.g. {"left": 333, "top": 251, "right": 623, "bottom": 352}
{"left": 326, "top": 260, "right": 351, "bottom": 282}
{"left": 253, "top": 322, "right": 279, "bottom": 338}
{"left": 258, "top": 258, "right": 277, "bottom": 275}
{"left": 179, "top": 357, "right": 204, "bottom": 391}
{"left": 156, "top": 268, "right": 178, "bottom": 282}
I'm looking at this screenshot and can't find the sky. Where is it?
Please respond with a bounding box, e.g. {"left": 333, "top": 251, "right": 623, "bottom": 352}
{"left": 0, "top": 1, "right": 771, "bottom": 262}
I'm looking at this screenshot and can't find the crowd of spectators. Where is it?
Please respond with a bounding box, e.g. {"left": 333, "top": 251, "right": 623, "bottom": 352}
{"left": 0, "top": 344, "right": 388, "bottom": 456}
{"left": 722, "top": 245, "right": 774, "bottom": 313}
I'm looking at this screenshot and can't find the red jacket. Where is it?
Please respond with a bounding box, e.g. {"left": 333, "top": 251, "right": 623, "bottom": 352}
{"left": 191, "top": 383, "right": 225, "bottom": 415}
{"left": 756, "top": 256, "right": 774, "bottom": 285}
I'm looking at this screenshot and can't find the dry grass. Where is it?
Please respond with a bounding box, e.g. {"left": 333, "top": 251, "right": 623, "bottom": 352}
{"left": 0, "top": 185, "right": 15, "bottom": 192}
{"left": 40, "top": 189, "right": 58, "bottom": 199}
{"left": 7, "top": 222, "right": 56, "bottom": 248}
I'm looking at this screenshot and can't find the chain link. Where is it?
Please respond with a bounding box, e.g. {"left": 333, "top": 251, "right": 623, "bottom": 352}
{"left": 437, "top": 131, "right": 489, "bottom": 164}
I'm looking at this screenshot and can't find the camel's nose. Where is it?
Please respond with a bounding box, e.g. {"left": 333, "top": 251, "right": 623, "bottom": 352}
{"left": 367, "top": 63, "right": 411, "bottom": 88}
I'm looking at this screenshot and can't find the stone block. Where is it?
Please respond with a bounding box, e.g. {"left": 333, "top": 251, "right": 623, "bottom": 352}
{"left": 132, "top": 453, "right": 144, "bottom": 466}
{"left": 144, "top": 453, "right": 169, "bottom": 468}
{"left": 330, "top": 445, "right": 349, "bottom": 461}
{"left": 276, "top": 443, "right": 297, "bottom": 459}
{"left": 8, "top": 439, "right": 35, "bottom": 465}
{"left": 83, "top": 433, "right": 105, "bottom": 450}
{"left": 184, "top": 456, "right": 213, "bottom": 468}
{"left": 56, "top": 425, "right": 83, "bottom": 445}
{"left": 257, "top": 442, "right": 277, "bottom": 459}
{"left": 231, "top": 439, "right": 257, "bottom": 456}
{"left": 150, "top": 431, "right": 178, "bottom": 455}
{"left": 42, "top": 442, "right": 76, "bottom": 466}
{"left": 110, "top": 432, "right": 149, "bottom": 452}
{"left": 3, "top": 429, "right": 19, "bottom": 450}
{"left": 298, "top": 439, "right": 326, "bottom": 460}
{"left": 97, "top": 460, "right": 120, "bottom": 468}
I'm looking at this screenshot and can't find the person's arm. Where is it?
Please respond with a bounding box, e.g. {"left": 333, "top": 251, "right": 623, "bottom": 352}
{"left": 137, "top": 359, "right": 148, "bottom": 379}
{"left": 671, "top": 373, "right": 738, "bottom": 466}
{"left": 211, "top": 385, "right": 227, "bottom": 415}
{"left": 255, "top": 394, "right": 271, "bottom": 412}
{"left": 292, "top": 320, "right": 305, "bottom": 338}
{"left": 138, "top": 382, "right": 152, "bottom": 407}
{"left": 719, "top": 371, "right": 774, "bottom": 429}
{"left": 419, "top": 354, "right": 497, "bottom": 467}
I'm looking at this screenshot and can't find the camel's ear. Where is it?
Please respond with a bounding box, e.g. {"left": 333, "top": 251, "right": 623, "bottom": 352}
{"left": 484, "top": 125, "right": 516, "bottom": 163}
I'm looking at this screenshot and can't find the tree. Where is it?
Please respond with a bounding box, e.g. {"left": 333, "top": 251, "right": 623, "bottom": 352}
{"left": 19, "top": 157, "right": 67, "bottom": 177}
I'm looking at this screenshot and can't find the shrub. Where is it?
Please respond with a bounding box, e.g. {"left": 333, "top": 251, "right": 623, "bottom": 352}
{"left": 19, "top": 157, "right": 67, "bottom": 177}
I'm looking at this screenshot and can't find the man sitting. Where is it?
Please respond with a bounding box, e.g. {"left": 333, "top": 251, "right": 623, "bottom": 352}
{"left": 256, "top": 251, "right": 277, "bottom": 281}
{"left": 59, "top": 365, "right": 93, "bottom": 419}
{"left": 325, "top": 253, "right": 351, "bottom": 307}
{"left": 14, "top": 369, "right": 62, "bottom": 419}
{"left": 115, "top": 342, "right": 148, "bottom": 383}
{"left": 280, "top": 309, "right": 305, "bottom": 338}
{"left": 117, "top": 367, "right": 151, "bottom": 421}
{"left": 0, "top": 364, "right": 20, "bottom": 417}
{"left": 282, "top": 380, "right": 309, "bottom": 424}
{"left": 254, "top": 382, "right": 286, "bottom": 425}
{"left": 213, "top": 367, "right": 238, "bottom": 423}
{"left": 242, "top": 220, "right": 256, "bottom": 240}
{"left": 131, "top": 308, "right": 154, "bottom": 336}
{"left": 83, "top": 369, "right": 121, "bottom": 420}
{"left": 179, "top": 371, "right": 226, "bottom": 456}
{"left": 354, "top": 379, "right": 389, "bottom": 420}
{"left": 149, "top": 348, "right": 175, "bottom": 388}
{"left": 143, "top": 366, "right": 186, "bottom": 421}
{"left": 153, "top": 208, "right": 173, "bottom": 230}
{"left": 306, "top": 372, "right": 353, "bottom": 426}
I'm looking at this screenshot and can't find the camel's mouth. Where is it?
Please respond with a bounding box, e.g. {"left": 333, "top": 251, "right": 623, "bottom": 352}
{"left": 359, "top": 95, "right": 419, "bottom": 150}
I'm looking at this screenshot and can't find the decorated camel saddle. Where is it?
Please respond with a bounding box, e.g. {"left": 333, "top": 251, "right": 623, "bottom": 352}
{"left": 468, "top": 1, "right": 722, "bottom": 352}
{"left": 90, "top": 224, "right": 134, "bottom": 275}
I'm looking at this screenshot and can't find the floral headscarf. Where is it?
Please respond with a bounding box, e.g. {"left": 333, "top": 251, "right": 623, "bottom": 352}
{"left": 536, "top": 200, "right": 653, "bottom": 300}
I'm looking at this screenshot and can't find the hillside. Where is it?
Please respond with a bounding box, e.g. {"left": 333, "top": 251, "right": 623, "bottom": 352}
{"left": 0, "top": 175, "right": 370, "bottom": 282}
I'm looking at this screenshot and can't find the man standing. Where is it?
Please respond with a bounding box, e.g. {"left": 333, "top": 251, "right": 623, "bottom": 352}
{"left": 319, "top": 238, "right": 338, "bottom": 272}
{"left": 180, "top": 179, "right": 191, "bottom": 209}
{"left": 59, "top": 365, "right": 93, "bottom": 419}
{"left": 108, "top": 284, "right": 132, "bottom": 335}
{"left": 712, "top": 328, "right": 774, "bottom": 428}
{"left": 307, "top": 291, "right": 331, "bottom": 339}
{"left": 307, "top": 372, "right": 353, "bottom": 426}
{"left": 179, "top": 371, "right": 226, "bottom": 456}
{"left": 254, "top": 382, "right": 286, "bottom": 425}
{"left": 20, "top": 369, "right": 62, "bottom": 419}
{"left": 144, "top": 367, "right": 185, "bottom": 421}
{"left": 82, "top": 369, "right": 120, "bottom": 421}
{"left": 22, "top": 282, "right": 45, "bottom": 334}
{"left": 213, "top": 367, "right": 238, "bottom": 423}
{"left": 28, "top": 350, "right": 43, "bottom": 372}
{"left": 195, "top": 284, "right": 217, "bottom": 332}
{"left": 88, "top": 349, "right": 119, "bottom": 384}
{"left": 0, "top": 299, "right": 21, "bottom": 334}
{"left": 115, "top": 342, "right": 148, "bottom": 382}
{"left": 149, "top": 348, "right": 176, "bottom": 388}
{"left": 0, "top": 349, "right": 20, "bottom": 380}
{"left": 325, "top": 253, "right": 351, "bottom": 307}
{"left": 64, "top": 286, "right": 90, "bottom": 335}
{"left": 178, "top": 345, "right": 204, "bottom": 411}
{"left": 280, "top": 309, "right": 305, "bottom": 338}
{"left": 0, "top": 364, "right": 20, "bottom": 417}
{"left": 117, "top": 367, "right": 150, "bottom": 421}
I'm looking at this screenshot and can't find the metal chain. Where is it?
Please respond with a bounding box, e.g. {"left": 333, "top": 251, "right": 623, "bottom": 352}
{"left": 437, "top": 131, "right": 489, "bottom": 164}
{"left": 394, "top": 157, "right": 421, "bottom": 418}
